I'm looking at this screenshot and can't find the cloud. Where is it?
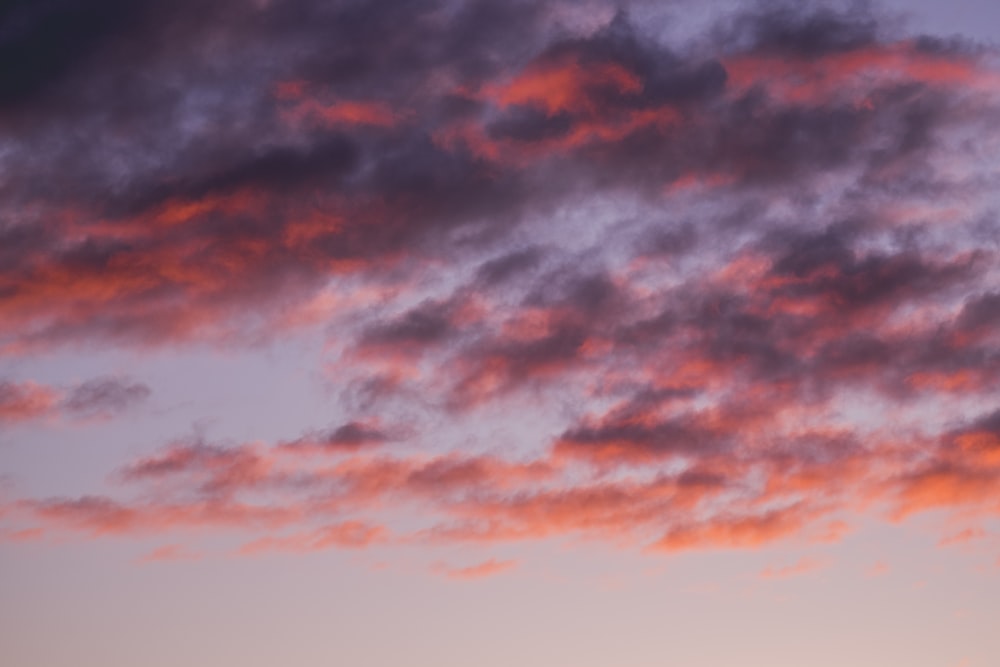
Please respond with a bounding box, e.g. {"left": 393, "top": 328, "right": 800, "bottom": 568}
{"left": 0, "top": 381, "right": 58, "bottom": 423}
{"left": 938, "top": 527, "right": 986, "bottom": 547}
{"left": 2, "top": 0, "right": 1000, "bottom": 563}
{"left": 2, "top": 1, "right": 993, "bottom": 353}
{"left": 17, "top": 493, "right": 298, "bottom": 538}
{"left": 431, "top": 558, "right": 518, "bottom": 580}
{"left": 60, "top": 377, "right": 151, "bottom": 418}
{"left": 888, "top": 409, "right": 1000, "bottom": 518}
{"left": 1, "top": 401, "right": 996, "bottom": 555}
{"left": 238, "top": 521, "right": 388, "bottom": 555}
{"left": 759, "top": 556, "right": 827, "bottom": 580}
{"left": 278, "top": 420, "right": 404, "bottom": 454}
{"left": 0, "top": 0, "right": 148, "bottom": 109}
{"left": 136, "top": 544, "right": 201, "bottom": 564}
{"left": 0, "top": 376, "right": 149, "bottom": 423}
{"left": 118, "top": 439, "right": 272, "bottom": 498}
{"left": 866, "top": 561, "right": 891, "bottom": 577}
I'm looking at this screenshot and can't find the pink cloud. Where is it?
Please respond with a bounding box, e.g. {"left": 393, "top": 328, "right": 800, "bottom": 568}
{"left": 238, "top": 521, "right": 388, "bottom": 555}
{"left": 759, "top": 557, "right": 827, "bottom": 580}
{"left": 137, "top": 544, "right": 202, "bottom": 564}
{"left": 0, "top": 381, "right": 58, "bottom": 422}
{"left": 938, "top": 527, "right": 987, "bottom": 547}
{"left": 431, "top": 558, "right": 518, "bottom": 580}
{"left": 867, "top": 561, "right": 891, "bottom": 577}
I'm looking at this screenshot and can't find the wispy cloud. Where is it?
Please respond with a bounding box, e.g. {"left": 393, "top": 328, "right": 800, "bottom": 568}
{"left": 0, "top": 377, "right": 149, "bottom": 424}
{"left": 759, "top": 557, "right": 827, "bottom": 580}
{"left": 431, "top": 558, "right": 519, "bottom": 580}
{"left": 136, "top": 544, "right": 202, "bottom": 564}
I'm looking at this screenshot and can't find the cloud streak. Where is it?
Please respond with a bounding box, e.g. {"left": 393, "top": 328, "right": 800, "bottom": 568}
{"left": 0, "top": 377, "right": 149, "bottom": 424}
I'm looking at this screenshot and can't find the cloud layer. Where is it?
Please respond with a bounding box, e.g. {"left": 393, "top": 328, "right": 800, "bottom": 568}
{"left": 1, "top": 0, "right": 999, "bottom": 559}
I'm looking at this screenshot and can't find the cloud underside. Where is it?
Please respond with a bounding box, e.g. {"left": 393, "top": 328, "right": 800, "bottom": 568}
{"left": 2, "top": 0, "right": 1000, "bottom": 556}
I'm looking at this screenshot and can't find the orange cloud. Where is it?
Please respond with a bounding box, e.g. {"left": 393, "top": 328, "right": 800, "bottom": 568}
{"left": 652, "top": 504, "right": 825, "bottom": 552}
{"left": 282, "top": 99, "right": 401, "bottom": 128}
{"left": 891, "top": 465, "right": 1000, "bottom": 519}
{"left": 724, "top": 42, "right": 994, "bottom": 107}
{"left": 488, "top": 58, "right": 642, "bottom": 115}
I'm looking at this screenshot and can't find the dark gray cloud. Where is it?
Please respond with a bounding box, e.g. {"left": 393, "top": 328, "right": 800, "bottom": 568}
{"left": 714, "top": 2, "right": 885, "bottom": 58}
{"left": 2, "top": 1, "right": 992, "bottom": 353}
{"left": 61, "top": 377, "right": 151, "bottom": 418}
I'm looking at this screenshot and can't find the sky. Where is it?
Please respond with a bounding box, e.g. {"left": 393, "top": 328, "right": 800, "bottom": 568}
{"left": 1, "top": 0, "right": 999, "bottom": 665}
